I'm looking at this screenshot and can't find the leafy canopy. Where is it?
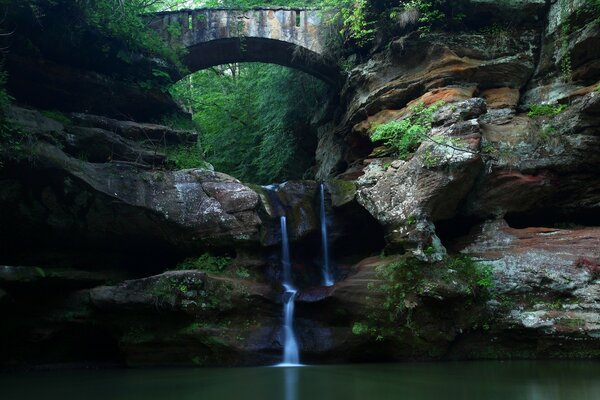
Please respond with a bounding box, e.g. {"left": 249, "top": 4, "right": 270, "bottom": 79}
{"left": 170, "top": 63, "right": 328, "bottom": 184}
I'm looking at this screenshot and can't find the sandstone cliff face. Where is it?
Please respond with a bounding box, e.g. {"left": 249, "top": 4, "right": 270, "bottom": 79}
{"left": 2, "top": 0, "right": 600, "bottom": 368}
{"left": 307, "top": 0, "right": 600, "bottom": 361}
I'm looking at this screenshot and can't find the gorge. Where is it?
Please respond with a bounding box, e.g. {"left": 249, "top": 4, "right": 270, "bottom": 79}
{"left": 1, "top": 0, "right": 600, "bottom": 398}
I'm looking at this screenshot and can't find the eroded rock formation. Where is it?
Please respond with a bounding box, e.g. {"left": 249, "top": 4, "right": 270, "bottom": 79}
{"left": 1, "top": 0, "right": 600, "bottom": 368}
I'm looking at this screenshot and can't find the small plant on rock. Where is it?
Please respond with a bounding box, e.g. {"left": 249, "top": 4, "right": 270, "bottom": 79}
{"left": 175, "top": 253, "right": 232, "bottom": 274}
{"left": 527, "top": 103, "right": 568, "bottom": 118}
{"left": 370, "top": 101, "right": 444, "bottom": 159}
{"left": 166, "top": 142, "right": 211, "bottom": 170}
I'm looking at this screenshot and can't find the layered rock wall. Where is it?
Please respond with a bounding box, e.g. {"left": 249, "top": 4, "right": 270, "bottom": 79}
{"left": 2, "top": 0, "right": 600, "bottom": 368}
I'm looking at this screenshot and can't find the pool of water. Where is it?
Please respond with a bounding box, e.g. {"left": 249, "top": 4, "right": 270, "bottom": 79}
{"left": 2, "top": 361, "right": 600, "bottom": 400}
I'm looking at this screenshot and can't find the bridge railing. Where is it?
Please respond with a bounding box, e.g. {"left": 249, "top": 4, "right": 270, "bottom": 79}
{"left": 147, "top": 8, "right": 326, "bottom": 54}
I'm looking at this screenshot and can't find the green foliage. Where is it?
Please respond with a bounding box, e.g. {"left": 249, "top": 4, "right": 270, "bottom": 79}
{"left": 0, "top": 66, "right": 12, "bottom": 110}
{"left": 166, "top": 143, "right": 211, "bottom": 170}
{"left": 539, "top": 124, "right": 558, "bottom": 142}
{"left": 403, "top": 0, "right": 444, "bottom": 34}
{"left": 196, "top": 0, "right": 466, "bottom": 47}
{"left": 41, "top": 110, "right": 72, "bottom": 126}
{"left": 333, "top": 0, "right": 376, "bottom": 47}
{"left": 446, "top": 255, "right": 494, "bottom": 291}
{"left": 234, "top": 267, "right": 251, "bottom": 279}
{"left": 370, "top": 102, "right": 443, "bottom": 159}
{"left": 387, "top": 0, "right": 468, "bottom": 36}
{"left": 423, "top": 245, "right": 436, "bottom": 256}
{"left": 352, "top": 321, "right": 370, "bottom": 335}
{"left": 174, "top": 253, "right": 253, "bottom": 279}
{"left": 375, "top": 256, "right": 426, "bottom": 317}
{"left": 527, "top": 103, "right": 568, "bottom": 118}
{"left": 354, "top": 254, "right": 493, "bottom": 340}
{"left": 160, "top": 114, "right": 201, "bottom": 131}
{"left": 82, "top": 0, "right": 187, "bottom": 72}
{"left": 559, "top": 0, "right": 572, "bottom": 82}
{"left": 169, "top": 63, "right": 327, "bottom": 184}
{"left": 0, "top": 67, "right": 35, "bottom": 167}
{"left": 175, "top": 253, "right": 232, "bottom": 274}
{"left": 199, "top": 0, "right": 324, "bottom": 7}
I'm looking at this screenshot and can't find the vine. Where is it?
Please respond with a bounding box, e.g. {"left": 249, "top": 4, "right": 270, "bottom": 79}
{"left": 559, "top": 0, "right": 572, "bottom": 82}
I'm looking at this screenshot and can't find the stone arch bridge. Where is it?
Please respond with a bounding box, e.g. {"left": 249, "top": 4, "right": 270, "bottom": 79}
{"left": 148, "top": 8, "right": 341, "bottom": 86}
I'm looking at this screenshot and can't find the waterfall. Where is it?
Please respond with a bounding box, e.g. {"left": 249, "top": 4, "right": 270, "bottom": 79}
{"left": 279, "top": 216, "right": 300, "bottom": 366}
{"left": 320, "top": 183, "right": 334, "bottom": 286}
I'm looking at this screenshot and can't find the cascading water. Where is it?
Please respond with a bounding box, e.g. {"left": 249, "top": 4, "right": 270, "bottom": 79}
{"left": 279, "top": 216, "right": 300, "bottom": 366}
{"left": 319, "top": 183, "right": 335, "bottom": 287}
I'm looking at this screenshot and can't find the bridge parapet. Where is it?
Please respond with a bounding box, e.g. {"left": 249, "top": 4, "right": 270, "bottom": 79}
{"left": 149, "top": 8, "right": 326, "bottom": 55}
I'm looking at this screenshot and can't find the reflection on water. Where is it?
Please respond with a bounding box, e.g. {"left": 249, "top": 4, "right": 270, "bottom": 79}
{"left": 284, "top": 367, "right": 299, "bottom": 400}
{"left": 2, "top": 361, "right": 600, "bottom": 400}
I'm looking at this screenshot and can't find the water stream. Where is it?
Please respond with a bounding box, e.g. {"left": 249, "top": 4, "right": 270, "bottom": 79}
{"left": 279, "top": 216, "right": 300, "bottom": 366}
{"left": 319, "top": 183, "right": 334, "bottom": 286}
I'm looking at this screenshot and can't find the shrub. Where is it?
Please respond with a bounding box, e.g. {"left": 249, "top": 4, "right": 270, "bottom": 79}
{"left": 353, "top": 254, "right": 493, "bottom": 341}
{"left": 370, "top": 102, "right": 443, "bottom": 159}
{"left": 527, "top": 103, "right": 567, "bottom": 118}
{"left": 166, "top": 143, "right": 211, "bottom": 170}
{"left": 175, "top": 253, "right": 232, "bottom": 274}
{"left": 82, "top": 0, "right": 187, "bottom": 72}
{"left": 446, "top": 254, "right": 494, "bottom": 291}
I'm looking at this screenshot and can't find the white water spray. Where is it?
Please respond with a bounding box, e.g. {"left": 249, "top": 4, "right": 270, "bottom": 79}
{"left": 279, "top": 216, "right": 300, "bottom": 366}
{"left": 319, "top": 183, "right": 334, "bottom": 286}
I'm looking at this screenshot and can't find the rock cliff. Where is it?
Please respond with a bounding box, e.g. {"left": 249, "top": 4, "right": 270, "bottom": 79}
{"left": 1, "top": 0, "right": 600, "bottom": 368}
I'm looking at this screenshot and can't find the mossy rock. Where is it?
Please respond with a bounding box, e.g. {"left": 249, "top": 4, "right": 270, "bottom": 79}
{"left": 326, "top": 179, "right": 357, "bottom": 208}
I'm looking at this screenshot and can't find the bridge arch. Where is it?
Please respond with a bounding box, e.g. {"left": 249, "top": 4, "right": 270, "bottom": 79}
{"left": 148, "top": 8, "right": 341, "bottom": 86}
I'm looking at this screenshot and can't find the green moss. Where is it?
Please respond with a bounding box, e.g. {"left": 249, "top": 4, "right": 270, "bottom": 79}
{"left": 527, "top": 103, "right": 567, "bottom": 118}
{"left": 560, "top": 318, "right": 586, "bottom": 328}
{"left": 41, "top": 110, "right": 72, "bottom": 126}
{"left": 326, "top": 179, "right": 357, "bottom": 207}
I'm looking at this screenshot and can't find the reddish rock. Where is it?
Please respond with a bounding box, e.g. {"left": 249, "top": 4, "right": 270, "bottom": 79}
{"left": 481, "top": 87, "right": 520, "bottom": 109}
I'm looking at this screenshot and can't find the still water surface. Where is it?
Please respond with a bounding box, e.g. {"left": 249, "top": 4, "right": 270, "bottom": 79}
{"left": 2, "top": 361, "right": 600, "bottom": 400}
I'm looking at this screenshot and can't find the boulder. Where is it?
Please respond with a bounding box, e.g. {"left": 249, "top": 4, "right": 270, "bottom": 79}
{"left": 450, "top": 220, "right": 600, "bottom": 347}
{"left": 90, "top": 270, "right": 275, "bottom": 315}
{"left": 356, "top": 99, "right": 485, "bottom": 252}
{"left": 0, "top": 138, "right": 263, "bottom": 250}
{"left": 89, "top": 270, "right": 284, "bottom": 366}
